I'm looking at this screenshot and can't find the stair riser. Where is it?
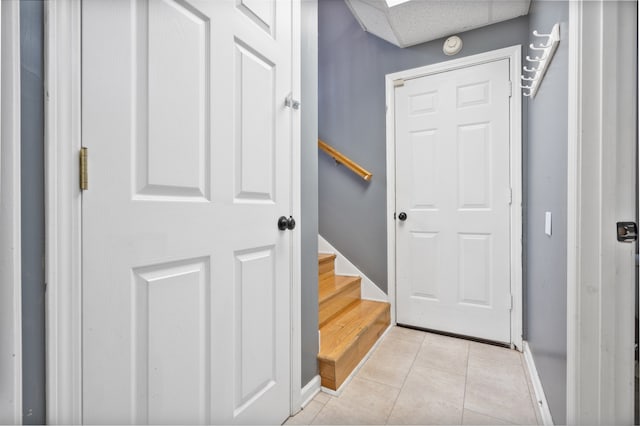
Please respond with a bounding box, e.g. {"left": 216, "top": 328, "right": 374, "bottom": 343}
{"left": 319, "top": 307, "right": 390, "bottom": 390}
{"left": 318, "top": 258, "right": 335, "bottom": 281}
{"left": 319, "top": 285, "right": 360, "bottom": 328}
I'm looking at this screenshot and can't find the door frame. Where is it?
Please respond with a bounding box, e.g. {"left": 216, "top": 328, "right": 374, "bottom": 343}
{"left": 385, "top": 45, "right": 523, "bottom": 349}
{"left": 0, "top": 1, "right": 23, "bottom": 423}
{"left": 566, "top": 0, "right": 637, "bottom": 423}
{"left": 44, "top": 1, "right": 303, "bottom": 423}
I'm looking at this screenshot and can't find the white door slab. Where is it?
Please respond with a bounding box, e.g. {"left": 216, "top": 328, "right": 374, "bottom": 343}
{"left": 82, "top": 0, "right": 293, "bottom": 423}
{"left": 395, "top": 59, "right": 512, "bottom": 343}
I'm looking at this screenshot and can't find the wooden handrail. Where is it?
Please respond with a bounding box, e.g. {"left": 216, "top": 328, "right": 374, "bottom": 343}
{"left": 318, "top": 139, "right": 372, "bottom": 181}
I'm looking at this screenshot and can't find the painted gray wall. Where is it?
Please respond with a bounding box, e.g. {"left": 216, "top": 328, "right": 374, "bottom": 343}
{"left": 20, "top": 0, "right": 45, "bottom": 424}
{"left": 525, "top": 1, "right": 568, "bottom": 423}
{"left": 301, "top": 0, "right": 319, "bottom": 387}
{"left": 318, "top": 0, "right": 530, "bottom": 293}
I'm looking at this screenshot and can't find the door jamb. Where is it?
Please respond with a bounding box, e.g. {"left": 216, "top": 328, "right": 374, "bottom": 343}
{"left": 290, "top": 0, "right": 303, "bottom": 416}
{"left": 44, "top": 1, "right": 303, "bottom": 423}
{"left": 566, "top": 1, "right": 637, "bottom": 423}
{"left": 0, "top": 1, "right": 23, "bottom": 423}
{"left": 44, "top": 0, "right": 83, "bottom": 423}
{"left": 385, "top": 45, "right": 524, "bottom": 349}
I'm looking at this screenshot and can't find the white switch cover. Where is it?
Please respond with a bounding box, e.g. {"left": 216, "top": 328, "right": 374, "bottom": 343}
{"left": 545, "top": 212, "right": 552, "bottom": 236}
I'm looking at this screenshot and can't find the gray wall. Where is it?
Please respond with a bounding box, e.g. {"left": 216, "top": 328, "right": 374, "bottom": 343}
{"left": 525, "top": 1, "right": 568, "bottom": 423}
{"left": 301, "top": 0, "right": 319, "bottom": 387}
{"left": 318, "top": 0, "right": 530, "bottom": 292}
{"left": 20, "top": 0, "right": 45, "bottom": 424}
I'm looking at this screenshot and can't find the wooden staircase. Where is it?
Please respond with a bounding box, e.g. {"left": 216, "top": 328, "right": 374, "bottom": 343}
{"left": 317, "top": 253, "right": 390, "bottom": 391}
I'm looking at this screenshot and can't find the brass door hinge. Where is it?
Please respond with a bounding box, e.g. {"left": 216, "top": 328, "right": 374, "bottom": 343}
{"left": 80, "top": 147, "right": 88, "bottom": 190}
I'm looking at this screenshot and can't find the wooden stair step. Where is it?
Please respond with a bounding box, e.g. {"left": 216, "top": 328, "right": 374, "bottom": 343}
{"left": 318, "top": 253, "right": 336, "bottom": 281}
{"left": 318, "top": 300, "right": 390, "bottom": 390}
{"left": 318, "top": 275, "right": 361, "bottom": 328}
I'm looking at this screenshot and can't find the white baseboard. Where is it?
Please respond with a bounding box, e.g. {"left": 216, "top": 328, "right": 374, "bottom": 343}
{"left": 320, "top": 324, "right": 393, "bottom": 397}
{"left": 318, "top": 235, "right": 387, "bottom": 302}
{"left": 523, "top": 341, "right": 554, "bottom": 425}
{"left": 300, "top": 375, "right": 321, "bottom": 409}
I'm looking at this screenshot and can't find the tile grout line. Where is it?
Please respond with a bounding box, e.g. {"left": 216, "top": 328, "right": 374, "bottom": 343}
{"left": 307, "top": 392, "right": 332, "bottom": 425}
{"left": 383, "top": 334, "right": 426, "bottom": 425}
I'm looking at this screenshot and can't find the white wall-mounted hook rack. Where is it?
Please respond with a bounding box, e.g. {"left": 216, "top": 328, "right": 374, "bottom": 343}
{"left": 521, "top": 23, "right": 560, "bottom": 98}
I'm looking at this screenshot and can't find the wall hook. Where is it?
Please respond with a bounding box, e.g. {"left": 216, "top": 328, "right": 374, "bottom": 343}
{"left": 532, "top": 29, "right": 552, "bottom": 38}
{"left": 526, "top": 54, "right": 546, "bottom": 62}
{"left": 529, "top": 43, "right": 547, "bottom": 51}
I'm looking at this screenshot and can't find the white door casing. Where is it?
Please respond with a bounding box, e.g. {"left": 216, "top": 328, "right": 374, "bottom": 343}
{"left": 386, "top": 46, "right": 523, "bottom": 348}
{"left": 566, "top": 1, "right": 637, "bottom": 423}
{"left": 0, "top": 1, "right": 22, "bottom": 423}
{"left": 82, "top": 0, "right": 295, "bottom": 424}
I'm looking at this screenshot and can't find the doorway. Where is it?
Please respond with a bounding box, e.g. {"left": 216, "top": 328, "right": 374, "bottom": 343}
{"left": 385, "top": 46, "right": 523, "bottom": 348}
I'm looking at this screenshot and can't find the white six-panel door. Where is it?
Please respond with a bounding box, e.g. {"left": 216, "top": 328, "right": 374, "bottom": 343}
{"left": 395, "top": 59, "right": 512, "bottom": 343}
{"left": 82, "top": 0, "right": 293, "bottom": 423}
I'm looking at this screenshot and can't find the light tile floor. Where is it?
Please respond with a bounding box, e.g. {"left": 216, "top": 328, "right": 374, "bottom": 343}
{"left": 286, "top": 326, "right": 542, "bottom": 425}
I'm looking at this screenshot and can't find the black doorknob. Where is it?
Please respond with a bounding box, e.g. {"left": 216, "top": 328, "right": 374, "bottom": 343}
{"left": 398, "top": 212, "right": 407, "bottom": 221}
{"left": 287, "top": 216, "right": 296, "bottom": 230}
{"left": 278, "top": 216, "right": 296, "bottom": 231}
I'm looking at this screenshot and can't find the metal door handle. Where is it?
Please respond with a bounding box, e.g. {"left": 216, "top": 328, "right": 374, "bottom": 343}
{"left": 616, "top": 222, "right": 637, "bottom": 242}
{"left": 398, "top": 212, "right": 407, "bottom": 221}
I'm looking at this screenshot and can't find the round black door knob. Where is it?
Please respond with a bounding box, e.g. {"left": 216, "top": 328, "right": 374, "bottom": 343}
{"left": 398, "top": 212, "right": 407, "bottom": 221}
{"left": 287, "top": 216, "right": 296, "bottom": 230}
{"left": 278, "top": 216, "right": 289, "bottom": 230}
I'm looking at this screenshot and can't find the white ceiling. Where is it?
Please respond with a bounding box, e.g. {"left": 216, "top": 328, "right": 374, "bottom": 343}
{"left": 344, "top": 0, "right": 531, "bottom": 48}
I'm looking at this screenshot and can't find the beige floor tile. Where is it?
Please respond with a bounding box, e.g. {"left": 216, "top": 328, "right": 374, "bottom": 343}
{"left": 387, "top": 364, "right": 465, "bottom": 425}
{"left": 357, "top": 335, "right": 421, "bottom": 388}
{"left": 462, "top": 409, "right": 512, "bottom": 425}
{"left": 464, "top": 364, "right": 538, "bottom": 425}
{"left": 386, "top": 326, "right": 426, "bottom": 344}
{"left": 311, "top": 377, "right": 400, "bottom": 425}
{"left": 412, "top": 332, "right": 470, "bottom": 376}
{"left": 313, "top": 391, "right": 332, "bottom": 406}
{"left": 285, "top": 400, "right": 324, "bottom": 425}
{"left": 468, "top": 343, "right": 529, "bottom": 389}
{"left": 469, "top": 342, "right": 523, "bottom": 369}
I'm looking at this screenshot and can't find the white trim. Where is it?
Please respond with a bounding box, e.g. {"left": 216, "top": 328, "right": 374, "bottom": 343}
{"left": 320, "top": 325, "right": 393, "bottom": 397}
{"left": 385, "top": 45, "right": 524, "bottom": 349}
{"left": 318, "top": 235, "right": 388, "bottom": 303}
{"left": 44, "top": 0, "right": 83, "bottom": 424}
{"left": 566, "top": 1, "right": 637, "bottom": 424}
{"left": 289, "top": 0, "right": 303, "bottom": 417}
{"left": 0, "top": 1, "right": 22, "bottom": 423}
{"left": 299, "top": 375, "right": 321, "bottom": 409}
{"left": 565, "top": 2, "right": 581, "bottom": 421}
{"left": 523, "top": 342, "right": 554, "bottom": 426}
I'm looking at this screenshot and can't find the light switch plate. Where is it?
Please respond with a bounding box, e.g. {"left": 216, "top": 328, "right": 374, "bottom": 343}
{"left": 545, "top": 212, "right": 552, "bottom": 236}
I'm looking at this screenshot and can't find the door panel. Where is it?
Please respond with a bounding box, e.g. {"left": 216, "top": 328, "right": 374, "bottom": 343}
{"left": 234, "top": 41, "right": 276, "bottom": 201}
{"left": 82, "top": 0, "right": 293, "bottom": 424}
{"left": 395, "top": 59, "right": 512, "bottom": 343}
{"left": 132, "top": 257, "right": 211, "bottom": 425}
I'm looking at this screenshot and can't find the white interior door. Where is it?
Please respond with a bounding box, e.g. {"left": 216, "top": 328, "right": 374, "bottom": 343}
{"left": 395, "top": 59, "right": 513, "bottom": 343}
{"left": 82, "top": 0, "right": 293, "bottom": 424}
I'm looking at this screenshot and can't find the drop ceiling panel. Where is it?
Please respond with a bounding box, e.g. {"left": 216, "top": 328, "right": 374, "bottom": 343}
{"left": 345, "top": 0, "right": 531, "bottom": 48}
{"left": 346, "top": 0, "right": 400, "bottom": 46}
